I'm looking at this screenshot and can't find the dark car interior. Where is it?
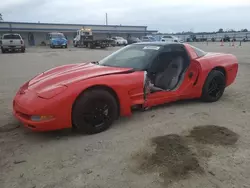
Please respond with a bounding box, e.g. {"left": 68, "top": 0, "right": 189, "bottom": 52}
{"left": 146, "top": 45, "right": 190, "bottom": 93}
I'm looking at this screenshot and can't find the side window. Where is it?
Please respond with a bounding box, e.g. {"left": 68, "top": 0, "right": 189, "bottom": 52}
{"left": 191, "top": 46, "right": 207, "bottom": 57}
{"left": 150, "top": 52, "right": 172, "bottom": 73}
{"left": 149, "top": 45, "right": 187, "bottom": 73}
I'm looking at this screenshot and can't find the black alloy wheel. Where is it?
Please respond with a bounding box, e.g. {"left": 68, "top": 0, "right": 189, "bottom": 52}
{"left": 72, "top": 89, "right": 118, "bottom": 134}
{"left": 201, "top": 70, "right": 226, "bottom": 102}
{"left": 82, "top": 99, "right": 110, "bottom": 128}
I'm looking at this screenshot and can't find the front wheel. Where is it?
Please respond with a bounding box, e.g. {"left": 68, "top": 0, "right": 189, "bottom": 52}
{"left": 201, "top": 70, "right": 226, "bottom": 102}
{"left": 72, "top": 89, "right": 118, "bottom": 134}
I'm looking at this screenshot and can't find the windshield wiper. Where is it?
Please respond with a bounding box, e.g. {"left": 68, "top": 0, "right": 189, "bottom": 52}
{"left": 91, "top": 61, "right": 99, "bottom": 65}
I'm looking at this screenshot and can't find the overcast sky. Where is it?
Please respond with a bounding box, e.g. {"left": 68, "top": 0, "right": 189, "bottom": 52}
{"left": 1, "top": 0, "right": 250, "bottom": 33}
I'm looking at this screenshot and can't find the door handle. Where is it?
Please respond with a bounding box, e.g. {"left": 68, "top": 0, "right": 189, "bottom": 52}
{"left": 188, "top": 72, "right": 193, "bottom": 78}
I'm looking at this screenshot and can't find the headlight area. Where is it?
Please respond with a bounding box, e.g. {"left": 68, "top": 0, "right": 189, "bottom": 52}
{"left": 37, "top": 85, "right": 68, "bottom": 99}
{"left": 30, "top": 115, "right": 54, "bottom": 122}
{"left": 15, "top": 111, "right": 54, "bottom": 122}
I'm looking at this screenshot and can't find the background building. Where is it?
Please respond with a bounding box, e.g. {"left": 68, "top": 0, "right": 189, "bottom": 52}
{"left": 0, "top": 21, "right": 158, "bottom": 46}
{"left": 154, "top": 32, "right": 250, "bottom": 42}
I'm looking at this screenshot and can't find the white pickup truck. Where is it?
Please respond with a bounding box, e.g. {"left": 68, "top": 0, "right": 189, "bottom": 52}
{"left": 1, "top": 33, "right": 25, "bottom": 53}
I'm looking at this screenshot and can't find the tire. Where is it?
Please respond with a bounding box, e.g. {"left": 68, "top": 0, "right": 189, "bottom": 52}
{"left": 65, "top": 44, "right": 67, "bottom": 48}
{"left": 1, "top": 48, "right": 5, "bottom": 53}
{"left": 88, "top": 43, "right": 93, "bottom": 49}
{"left": 72, "top": 89, "right": 119, "bottom": 134}
{"left": 90, "top": 44, "right": 96, "bottom": 49}
{"left": 21, "top": 47, "right": 25, "bottom": 53}
{"left": 201, "top": 70, "right": 226, "bottom": 102}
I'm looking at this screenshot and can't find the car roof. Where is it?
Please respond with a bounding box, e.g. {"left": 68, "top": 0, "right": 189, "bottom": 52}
{"left": 133, "top": 42, "right": 184, "bottom": 46}
{"left": 49, "top": 32, "right": 63, "bottom": 34}
{"left": 3, "top": 33, "right": 20, "bottom": 35}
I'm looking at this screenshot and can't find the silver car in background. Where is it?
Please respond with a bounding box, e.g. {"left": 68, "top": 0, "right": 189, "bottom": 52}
{"left": 1, "top": 33, "right": 26, "bottom": 53}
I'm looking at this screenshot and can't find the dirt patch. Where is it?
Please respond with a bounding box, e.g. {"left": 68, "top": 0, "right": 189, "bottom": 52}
{"left": 133, "top": 134, "right": 204, "bottom": 185}
{"left": 132, "top": 125, "right": 239, "bottom": 186}
{"left": 188, "top": 125, "right": 239, "bottom": 145}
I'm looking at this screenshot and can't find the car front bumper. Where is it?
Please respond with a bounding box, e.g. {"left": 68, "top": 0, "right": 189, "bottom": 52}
{"left": 13, "top": 89, "right": 71, "bottom": 132}
{"left": 2, "top": 45, "right": 25, "bottom": 50}
{"left": 52, "top": 44, "right": 67, "bottom": 46}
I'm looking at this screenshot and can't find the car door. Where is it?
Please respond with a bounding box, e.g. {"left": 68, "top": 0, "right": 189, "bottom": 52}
{"left": 143, "top": 44, "right": 200, "bottom": 108}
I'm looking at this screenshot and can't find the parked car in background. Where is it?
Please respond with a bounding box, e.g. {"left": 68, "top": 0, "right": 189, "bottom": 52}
{"left": 127, "top": 37, "right": 141, "bottom": 44}
{"left": 48, "top": 32, "right": 68, "bottom": 48}
{"left": 222, "top": 35, "right": 230, "bottom": 42}
{"left": 141, "top": 36, "right": 157, "bottom": 42}
{"left": 106, "top": 38, "right": 116, "bottom": 46}
{"left": 111, "top": 37, "right": 128, "bottom": 46}
{"left": 1, "top": 33, "right": 25, "bottom": 53}
{"left": 243, "top": 36, "right": 248, "bottom": 42}
{"left": 160, "top": 35, "right": 180, "bottom": 43}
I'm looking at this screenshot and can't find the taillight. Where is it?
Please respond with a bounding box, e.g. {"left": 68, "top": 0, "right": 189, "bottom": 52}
{"left": 20, "top": 40, "right": 23, "bottom": 44}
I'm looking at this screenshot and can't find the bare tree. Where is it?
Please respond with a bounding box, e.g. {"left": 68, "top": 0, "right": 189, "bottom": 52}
{"left": 241, "top": 29, "right": 248, "bottom": 32}
{"left": 218, "top": 28, "right": 224, "bottom": 33}
{"left": 0, "top": 13, "right": 3, "bottom": 21}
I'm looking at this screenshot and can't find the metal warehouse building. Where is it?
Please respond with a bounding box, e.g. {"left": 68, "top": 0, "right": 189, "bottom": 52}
{"left": 0, "top": 22, "right": 158, "bottom": 46}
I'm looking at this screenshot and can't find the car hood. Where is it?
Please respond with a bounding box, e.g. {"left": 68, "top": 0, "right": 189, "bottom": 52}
{"left": 27, "top": 62, "right": 132, "bottom": 93}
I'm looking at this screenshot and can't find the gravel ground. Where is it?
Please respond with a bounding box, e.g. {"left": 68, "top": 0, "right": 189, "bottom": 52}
{"left": 1, "top": 42, "right": 250, "bottom": 188}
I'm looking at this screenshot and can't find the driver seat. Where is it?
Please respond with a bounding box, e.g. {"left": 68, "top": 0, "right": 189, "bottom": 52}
{"left": 154, "top": 56, "right": 184, "bottom": 90}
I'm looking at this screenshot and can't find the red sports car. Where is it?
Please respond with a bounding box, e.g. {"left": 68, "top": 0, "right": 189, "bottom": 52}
{"left": 13, "top": 42, "right": 238, "bottom": 134}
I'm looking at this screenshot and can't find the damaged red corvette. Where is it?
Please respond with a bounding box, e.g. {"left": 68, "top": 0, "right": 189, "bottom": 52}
{"left": 13, "top": 42, "right": 238, "bottom": 134}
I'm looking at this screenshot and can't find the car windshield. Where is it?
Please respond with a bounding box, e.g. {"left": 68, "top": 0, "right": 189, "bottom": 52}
{"left": 99, "top": 44, "right": 161, "bottom": 70}
{"left": 149, "top": 37, "right": 156, "bottom": 41}
{"left": 51, "top": 34, "right": 64, "bottom": 38}
{"left": 3, "top": 34, "right": 21, "bottom": 39}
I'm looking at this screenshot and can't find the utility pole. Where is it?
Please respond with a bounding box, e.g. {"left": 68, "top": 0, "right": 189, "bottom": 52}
{"left": 105, "top": 13, "right": 108, "bottom": 25}
{"left": 0, "top": 13, "right": 3, "bottom": 22}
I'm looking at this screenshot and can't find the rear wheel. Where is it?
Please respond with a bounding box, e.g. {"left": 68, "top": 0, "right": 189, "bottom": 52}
{"left": 72, "top": 89, "right": 118, "bottom": 134}
{"left": 1, "top": 48, "right": 5, "bottom": 53}
{"left": 88, "top": 43, "right": 95, "bottom": 49}
{"left": 201, "top": 70, "right": 226, "bottom": 102}
{"left": 21, "top": 47, "right": 25, "bottom": 53}
{"left": 100, "top": 45, "right": 106, "bottom": 49}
